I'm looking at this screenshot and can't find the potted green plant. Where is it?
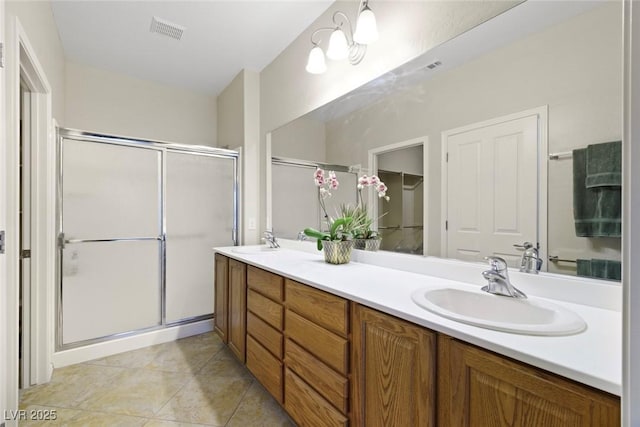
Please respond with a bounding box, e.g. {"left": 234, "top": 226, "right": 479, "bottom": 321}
{"left": 352, "top": 174, "right": 390, "bottom": 251}
{"left": 303, "top": 168, "right": 362, "bottom": 264}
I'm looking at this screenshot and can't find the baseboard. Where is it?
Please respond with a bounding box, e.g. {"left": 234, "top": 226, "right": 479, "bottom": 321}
{"left": 51, "top": 319, "right": 213, "bottom": 368}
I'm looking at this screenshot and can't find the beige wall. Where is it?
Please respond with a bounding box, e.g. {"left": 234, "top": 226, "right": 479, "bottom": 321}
{"left": 217, "top": 71, "right": 245, "bottom": 148}
{"left": 322, "top": 3, "right": 622, "bottom": 271}
{"left": 271, "top": 116, "right": 326, "bottom": 162}
{"left": 378, "top": 145, "right": 423, "bottom": 176}
{"left": 65, "top": 62, "right": 217, "bottom": 146}
{"left": 216, "top": 69, "right": 262, "bottom": 243}
{"left": 6, "top": 0, "right": 66, "bottom": 124}
{"left": 243, "top": 70, "right": 262, "bottom": 244}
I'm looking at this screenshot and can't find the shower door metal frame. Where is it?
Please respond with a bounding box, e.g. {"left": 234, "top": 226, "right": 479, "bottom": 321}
{"left": 56, "top": 128, "right": 239, "bottom": 350}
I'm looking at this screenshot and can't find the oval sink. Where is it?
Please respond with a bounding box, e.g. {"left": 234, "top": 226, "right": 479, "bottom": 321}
{"left": 231, "top": 246, "right": 278, "bottom": 255}
{"left": 411, "top": 287, "right": 586, "bottom": 336}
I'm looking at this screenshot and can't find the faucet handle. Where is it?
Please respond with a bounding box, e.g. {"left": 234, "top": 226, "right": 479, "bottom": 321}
{"left": 513, "top": 241, "right": 534, "bottom": 250}
{"left": 484, "top": 256, "right": 508, "bottom": 272}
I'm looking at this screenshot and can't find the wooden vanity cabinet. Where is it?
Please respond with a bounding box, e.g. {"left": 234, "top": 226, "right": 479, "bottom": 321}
{"left": 227, "top": 258, "right": 247, "bottom": 363}
{"left": 213, "top": 254, "right": 229, "bottom": 343}
{"left": 284, "top": 279, "right": 350, "bottom": 427}
{"left": 216, "top": 256, "right": 621, "bottom": 426}
{"left": 246, "top": 266, "right": 285, "bottom": 403}
{"left": 351, "top": 304, "right": 437, "bottom": 427}
{"left": 437, "top": 335, "right": 621, "bottom": 427}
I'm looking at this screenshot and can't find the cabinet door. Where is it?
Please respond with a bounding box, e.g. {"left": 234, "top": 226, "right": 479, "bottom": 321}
{"left": 351, "top": 304, "right": 436, "bottom": 427}
{"left": 213, "top": 254, "right": 229, "bottom": 343}
{"left": 228, "top": 259, "right": 247, "bottom": 363}
{"left": 438, "top": 335, "right": 621, "bottom": 427}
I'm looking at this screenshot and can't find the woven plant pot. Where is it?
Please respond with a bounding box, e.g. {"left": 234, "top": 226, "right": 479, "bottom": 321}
{"left": 354, "top": 238, "right": 381, "bottom": 252}
{"left": 323, "top": 240, "right": 354, "bottom": 264}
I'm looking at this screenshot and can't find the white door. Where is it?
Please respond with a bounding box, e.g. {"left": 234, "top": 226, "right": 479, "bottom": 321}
{"left": 444, "top": 114, "right": 538, "bottom": 266}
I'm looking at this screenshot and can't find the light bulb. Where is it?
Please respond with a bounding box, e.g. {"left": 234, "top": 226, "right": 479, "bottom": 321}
{"left": 326, "top": 28, "right": 349, "bottom": 60}
{"left": 306, "top": 46, "right": 327, "bottom": 74}
{"left": 353, "top": 6, "right": 378, "bottom": 44}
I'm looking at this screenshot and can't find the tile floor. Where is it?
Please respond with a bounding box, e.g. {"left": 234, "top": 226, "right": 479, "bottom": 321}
{"left": 19, "top": 332, "right": 295, "bottom": 426}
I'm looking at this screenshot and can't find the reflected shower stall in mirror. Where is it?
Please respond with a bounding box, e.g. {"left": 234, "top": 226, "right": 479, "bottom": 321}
{"left": 268, "top": 1, "right": 623, "bottom": 279}
{"left": 271, "top": 157, "right": 358, "bottom": 240}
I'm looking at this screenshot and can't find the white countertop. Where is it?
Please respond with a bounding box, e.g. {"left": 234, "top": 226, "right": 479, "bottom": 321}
{"left": 214, "top": 245, "right": 622, "bottom": 396}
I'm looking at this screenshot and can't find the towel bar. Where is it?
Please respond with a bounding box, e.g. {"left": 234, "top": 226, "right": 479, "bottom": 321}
{"left": 548, "top": 255, "right": 577, "bottom": 263}
{"left": 548, "top": 151, "right": 573, "bottom": 160}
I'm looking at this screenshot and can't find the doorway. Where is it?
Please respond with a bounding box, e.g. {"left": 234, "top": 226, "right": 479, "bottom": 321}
{"left": 5, "top": 19, "right": 57, "bottom": 410}
{"left": 19, "top": 79, "right": 33, "bottom": 389}
{"left": 368, "top": 137, "right": 429, "bottom": 255}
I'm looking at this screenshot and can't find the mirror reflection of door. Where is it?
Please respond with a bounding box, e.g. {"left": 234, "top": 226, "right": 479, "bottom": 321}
{"left": 443, "top": 109, "right": 543, "bottom": 267}
{"left": 375, "top": 145, "right": 425, "bottom": 254}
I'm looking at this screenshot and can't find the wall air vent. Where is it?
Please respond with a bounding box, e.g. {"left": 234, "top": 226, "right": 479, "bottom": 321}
{"left": 150, "top": 16, "right": 185, "bottom": 41}
{"left": 425, "top": 60, "right": 442, "bottom": 70}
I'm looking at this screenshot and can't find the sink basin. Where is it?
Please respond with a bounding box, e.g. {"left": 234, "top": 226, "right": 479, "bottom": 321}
{"left": 231, "top": 246, "right": 278, "bottom": 255}
{"left": 411, "top": 287, "right": 586, "bottom": 336}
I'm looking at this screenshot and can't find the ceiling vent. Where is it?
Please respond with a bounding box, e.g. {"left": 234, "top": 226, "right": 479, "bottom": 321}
{"left": 425, "top": 60, "right": 442, "bottom": 70}
{"left": 150, "top": 16, "right": 185, "bottom": 41}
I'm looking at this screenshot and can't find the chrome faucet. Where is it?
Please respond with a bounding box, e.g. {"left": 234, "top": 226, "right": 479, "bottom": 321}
{"left": 515, "top": 242, "right": 542, "bottom": 274}
{"left": 263, "top": 230, "right": 280, "bottom": 248}
{"left": 481, "top": 256, "right": 527, "bottom": 298}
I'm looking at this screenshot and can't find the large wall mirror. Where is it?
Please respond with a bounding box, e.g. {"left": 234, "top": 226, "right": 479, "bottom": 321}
{"left": 269, "top": 0, "right": 623, "bottom": 280}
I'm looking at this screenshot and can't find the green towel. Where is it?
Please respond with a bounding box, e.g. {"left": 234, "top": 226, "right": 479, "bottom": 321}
{"left": 576, "top": 258, "right": 621, "bottom": 281}
{"left": 576, "top": 259, "right": 592, "bottom": 277}
{"left": 573, "top": 148, "right": 622, "bottom": 237}
{"left": 586, "top": 141, "right": 622, "bottom": 188}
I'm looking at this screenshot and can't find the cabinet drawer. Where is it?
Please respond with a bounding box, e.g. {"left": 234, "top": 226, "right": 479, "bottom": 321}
{"left": 285, "top": 368, "right": 348, "bottom": 427}
{"left": 285, "top": 338, "right": 348, "bottom": 413}
{"left": 247, "top": 311, "right": 283, "bottom": 359}
{"left": 248, "top": 266, "right": 284, "bottom": 302}
{"left": 286, "top": 310, "right": 348, "bottom": 375}
{"left": 286, "top": 279, "right": 348, "bottom": 337}
{"left": 247, "top": 335, "right": 283, "bottom": 404}
{"left": 248, "top": 289, "right": 283, "bottom": 330}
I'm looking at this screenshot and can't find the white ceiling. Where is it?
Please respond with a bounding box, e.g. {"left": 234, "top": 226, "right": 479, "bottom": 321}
{"left": 51, "top": 0, "right": 334, "bottom": 96}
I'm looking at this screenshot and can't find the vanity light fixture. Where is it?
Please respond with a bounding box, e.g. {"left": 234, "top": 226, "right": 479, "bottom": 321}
{"left": 305, "top": 0, "right": 378, "bottom": 74}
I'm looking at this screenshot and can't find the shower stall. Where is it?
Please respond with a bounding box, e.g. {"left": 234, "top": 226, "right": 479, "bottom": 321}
{"left": 57, "top": 129, "right": 238, "bottom": 349}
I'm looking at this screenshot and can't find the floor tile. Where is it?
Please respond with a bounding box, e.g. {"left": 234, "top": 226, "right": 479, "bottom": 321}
{"left": 155, "top": 376, "right": 253, "bottom": 426}
{"left": 144, "top": 419, "right": 212, "bottom": 427}
{"left": 88, "top": 344, "right": 165, "bottom": 369}
{"left": 145, "top": 339, "right": 221, "bottom": 374}
{"left": 198, "top": 347, "right": 252, "bottom": 380}
{"left": 11, "top": 405, "right": 82, "bottom": 426}
{"left": 67, "top": 410, "right": 148, "bottom": 426}
{"left": 78, "top": 368, "right": 189, "bottom": 417}
{"left": 19, "top": 365, "right": 126, "bottom": 408}
{"left": 17, "top": 332, "right": 293, "bottom": 426}
{"left": 226, "top": 382, "right": 295, "bottom": 427}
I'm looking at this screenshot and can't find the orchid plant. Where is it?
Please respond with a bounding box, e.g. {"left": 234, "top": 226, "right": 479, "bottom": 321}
{"left": 354, "top": 174, "right": 391, "bottom": 239}
{"left": 304, "top": 168, "right": 363, "bottom": 250}
{"left": 303, "top": 168, "right": 391, "bottom": 250}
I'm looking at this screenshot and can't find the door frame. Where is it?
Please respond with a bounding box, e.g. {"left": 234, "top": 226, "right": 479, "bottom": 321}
{"left": 440, "top": 106, "right": 548, "bottom": 268}
{"left": 4, "top": 15, "right": 57, "bottom": 414}
{"left": 368, "top": 136, "right": 429, "bottom": 256}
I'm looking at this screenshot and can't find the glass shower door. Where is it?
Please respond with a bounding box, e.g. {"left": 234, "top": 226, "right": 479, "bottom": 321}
{"left": 165, "top": 151, "right": 236, "bottom": 323}
{"left": 60, "top": 138, "right": 162, "bottom": 346}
